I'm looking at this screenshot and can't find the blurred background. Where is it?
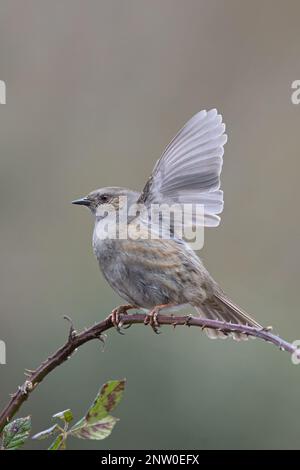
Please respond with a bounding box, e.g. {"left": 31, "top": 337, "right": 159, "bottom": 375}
{"left": 1, "top": 0, "right": 300, "bottom": 450}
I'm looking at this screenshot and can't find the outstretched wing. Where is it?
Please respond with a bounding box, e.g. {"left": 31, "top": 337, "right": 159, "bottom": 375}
{"left": 138, "top": 109, "right": 227, "bottom": 227}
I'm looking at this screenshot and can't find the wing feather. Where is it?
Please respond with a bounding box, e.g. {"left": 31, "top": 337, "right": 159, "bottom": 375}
{"left": 138, "top": 109, "right": 227, "bottom": 228}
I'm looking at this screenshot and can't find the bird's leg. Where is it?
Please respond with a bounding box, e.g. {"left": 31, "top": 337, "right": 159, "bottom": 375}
{"left": 144, "top": 303, "right": 176, "bottom": 334}
{"left": 110, "top": 304, "right": 137, "bottom": 334}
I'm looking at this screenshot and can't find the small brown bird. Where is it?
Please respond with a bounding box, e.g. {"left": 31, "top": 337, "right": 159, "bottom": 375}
{"left": 73, "top": 109, "right": 262, "bottom": 339}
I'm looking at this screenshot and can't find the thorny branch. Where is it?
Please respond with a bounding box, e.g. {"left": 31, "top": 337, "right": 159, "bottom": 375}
{"left": 0, "top": 312, "right": 299, "bottom": 433}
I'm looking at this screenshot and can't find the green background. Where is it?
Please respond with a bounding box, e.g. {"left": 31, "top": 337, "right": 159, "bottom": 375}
{"left": 1, "top": 0, "right": 300, "bottom": 449}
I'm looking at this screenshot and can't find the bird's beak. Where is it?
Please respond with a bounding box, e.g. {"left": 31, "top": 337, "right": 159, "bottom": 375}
{"left": 72, "top": 197, "right": 90, "bottom": 207}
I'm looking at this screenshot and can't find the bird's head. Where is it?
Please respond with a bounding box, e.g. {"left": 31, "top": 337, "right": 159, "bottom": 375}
{"left": 72, "top": 187, "right": 139, "bottom": 219}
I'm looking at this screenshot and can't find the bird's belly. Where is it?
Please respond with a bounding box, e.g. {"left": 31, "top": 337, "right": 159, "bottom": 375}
{"left": 93, "top": 236, "right": 208, "bottom": 309}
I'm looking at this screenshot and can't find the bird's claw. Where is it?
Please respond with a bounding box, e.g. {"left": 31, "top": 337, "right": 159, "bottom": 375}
{"left": 144, "top": 308, "right": 161, "bottom": 334}
{"left": 111, "top": 308, "right": 125, "bottom": 335}
{"left": 110, "top": 304, "right": 136, "bottom": 334}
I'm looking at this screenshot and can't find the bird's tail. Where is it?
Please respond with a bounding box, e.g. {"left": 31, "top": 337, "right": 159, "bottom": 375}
{"left": 195, "top": 293, "right": 262, "bottom": 341}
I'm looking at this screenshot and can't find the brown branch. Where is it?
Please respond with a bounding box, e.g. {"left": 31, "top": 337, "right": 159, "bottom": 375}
{"left": 0, "top": 312, "right": 299, "bottom": 433}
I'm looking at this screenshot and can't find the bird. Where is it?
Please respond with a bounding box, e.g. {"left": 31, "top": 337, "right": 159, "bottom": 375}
{"left": 72, "top": 109, "right": 263, "bottom": 340}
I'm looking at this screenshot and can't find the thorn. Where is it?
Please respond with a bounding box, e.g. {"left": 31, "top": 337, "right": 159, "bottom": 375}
{"left": 63, "top": 315, "right": 77, "bottom": 342}
{"left": 260, "top": 325, "right": 273, "bottom": 332}
{"left": 18, "top": 381, "right": 33, "bottom": 395}
{"left": 97, "top": 333, "right": 107, "bottom": 351}
{"left": 24, "top": 368, "right": 34, "bottom": 378}
{"left": 99, "top": 332, "right": 107, "bottom": 342}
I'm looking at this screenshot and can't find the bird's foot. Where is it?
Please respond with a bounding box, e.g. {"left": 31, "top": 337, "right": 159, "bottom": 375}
{"left": 144, "top": 306, "right": 163, "bottom": 334}
{"left": 110, "top": 304, "right": 137, "bottom": 334}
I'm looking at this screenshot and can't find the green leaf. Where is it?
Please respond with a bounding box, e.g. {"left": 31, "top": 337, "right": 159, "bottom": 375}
{"left": 32, "top": 424, "right": 59, "bottom": 440}
{"left": 2, "top": 416, "right": 31, "bottom": 450}
{"left": 85, "top": 379, "right": 126, "bottom": 423}
{"left": 52, "top": 409, "right": 73, "bottom": 423}
{"left": 69, "top": 379, "right": 125, "bottom": 441}
{"left": 48, "top": 434, "right": 66, "bottom": 450}
{"left": 70, "top": 415, "right": 118, "bottom": 440}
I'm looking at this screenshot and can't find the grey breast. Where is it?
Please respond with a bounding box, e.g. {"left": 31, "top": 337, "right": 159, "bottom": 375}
{"left": 93, "top": 234, "right": 180, "bottom": 308}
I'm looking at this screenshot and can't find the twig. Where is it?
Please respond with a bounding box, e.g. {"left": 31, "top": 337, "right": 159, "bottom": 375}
{"left": 0, "top": 312, "right": 299, "bottom": 433}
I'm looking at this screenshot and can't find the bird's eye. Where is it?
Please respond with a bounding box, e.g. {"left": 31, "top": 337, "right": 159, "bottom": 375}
{"left": 100, "top": 195, "right": 110, "bottom": 203}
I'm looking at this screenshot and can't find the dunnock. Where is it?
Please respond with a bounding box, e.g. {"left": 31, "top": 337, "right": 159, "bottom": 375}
{"left": 73, "top": 109, "right": 262, "bottom": 339}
